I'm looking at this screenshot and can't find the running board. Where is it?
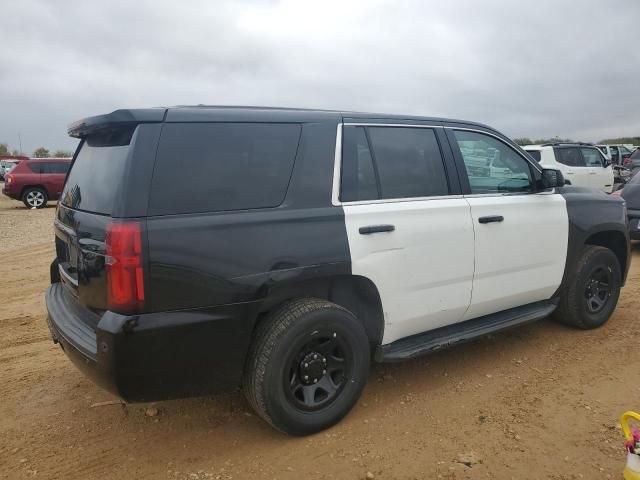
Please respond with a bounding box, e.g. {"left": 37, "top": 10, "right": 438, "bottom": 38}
{"left": 376, "top": 299, "right": 558, "bottom": 362}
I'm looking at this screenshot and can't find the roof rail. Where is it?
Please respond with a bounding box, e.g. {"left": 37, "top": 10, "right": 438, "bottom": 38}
{"left": 541, "top": 142, "right": 594, "bottom": 147}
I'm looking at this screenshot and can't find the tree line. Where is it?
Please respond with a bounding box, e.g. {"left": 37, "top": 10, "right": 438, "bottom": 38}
{"left": 513, "top": 136, "right": 640, "bottom": 146}
{"left": 0, "top": 143, "right": 73, "bottom": 158}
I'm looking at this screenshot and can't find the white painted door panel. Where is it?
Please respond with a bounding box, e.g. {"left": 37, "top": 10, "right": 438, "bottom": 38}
{"left": 344, "top": 199, "right": 474, "bottom": 345}
{"left": 563, "top": 166, "right": 589, "bottom": 187}
{"left": 595, "top": 166, "right": 614, "bottom": 193}
{"left": 463, "top": 193, "right": 568, "bottom": 320}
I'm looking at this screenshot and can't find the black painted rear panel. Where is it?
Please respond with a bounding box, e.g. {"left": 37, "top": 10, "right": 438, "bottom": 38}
{"left": 145, "top": 120, "right": 352, "bottom": 312}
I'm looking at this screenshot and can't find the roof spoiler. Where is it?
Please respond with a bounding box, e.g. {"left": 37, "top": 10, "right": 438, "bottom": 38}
{"left": 68, "top": 108, "right": 167, "bottom": 138}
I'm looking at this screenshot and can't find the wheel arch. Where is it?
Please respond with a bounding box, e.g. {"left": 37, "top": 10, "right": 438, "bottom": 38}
{"left": 255, "top": 274, "right": 385, "bottom": 347}
{"left": 585, "top": 229, "right": 628, "bottom": 282}
{"left": 20, "top": 184, "right": 48, "bottom": 198}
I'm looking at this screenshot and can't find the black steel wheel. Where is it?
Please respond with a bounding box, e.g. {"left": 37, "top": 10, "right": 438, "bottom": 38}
{"left": 584, "top": 266, "right": 613, "bottom": 314}
{"left": 554, "top": 245, "right": 621, "bottom": 329}
{"left": 285, "top": 330, "right": 351, "bottom": 411}
{"left": 244, "top": 298, "right": 370, "bottom": 435}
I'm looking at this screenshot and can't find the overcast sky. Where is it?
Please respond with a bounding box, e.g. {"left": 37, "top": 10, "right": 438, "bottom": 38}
{"left": 1, "top": 0, "right": 639, "bottom": 154}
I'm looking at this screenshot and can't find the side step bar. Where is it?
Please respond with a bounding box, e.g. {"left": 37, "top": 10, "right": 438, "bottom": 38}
{"left": 376, "top": 299, "right": 558, "bottom": 362}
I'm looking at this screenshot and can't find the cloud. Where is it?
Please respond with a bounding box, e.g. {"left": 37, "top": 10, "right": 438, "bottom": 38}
{"left": 1, "top": 0, "right": 639, "bottom": 153}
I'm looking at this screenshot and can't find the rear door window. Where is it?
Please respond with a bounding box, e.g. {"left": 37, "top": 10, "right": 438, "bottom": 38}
{"left": 555, "top": 147, "right": 585, "bottom": 167}
{"left": 340, "top": 126, "right": 449, "bottom": 201}
{"left": 61, "top": 128, "right": 134, "bottom": 214}
{"left": 340, "top": 126, "right": 379, "bottom": 201}
{"left": 149, "top": 123, "right": 301, "bottom": 215}
{"left": 40, "top": 162, "right": 70, "bottom": 174}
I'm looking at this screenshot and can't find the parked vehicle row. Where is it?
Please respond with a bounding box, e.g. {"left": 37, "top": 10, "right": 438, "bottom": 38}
{"left": 612, "top": 171, "right": 640, "bottom": 240}
{"left": 44, "top": 106, "right": 630, "bottom": 435}
{"left": 0, "top": 156, "right": 27, "bottom": 180}
{"left": 596, "top": 144, "right": 634, "bottom": 166}
{"left": 624, "top": 147, "right": 640, "bottom": 175}
{"left": 523, "top": 143, "right": 614, "bottom": 192}
{"left": 2, "top": 158, "right": 71, "bottom": 208}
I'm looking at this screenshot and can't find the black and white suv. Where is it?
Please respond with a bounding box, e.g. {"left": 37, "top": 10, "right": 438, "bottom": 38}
{"left": 46, "top": 107, "right": 630, "bottom": 435}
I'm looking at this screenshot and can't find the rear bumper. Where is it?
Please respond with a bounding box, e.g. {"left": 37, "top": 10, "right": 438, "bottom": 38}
{"left": 1, "top": 184, "right": 19, "bottom": 199}
{"left": 46, "top": 283, "right": 259, "bottom": 402}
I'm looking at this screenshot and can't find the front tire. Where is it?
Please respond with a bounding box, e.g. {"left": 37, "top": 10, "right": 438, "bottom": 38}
{"left": 22, "top": 187, "right": 48, "bottom": 209}
{"left": 243, "top": 298, "right": 370, "bottom": 435}
{"left": 554, "top": 246, "right": 621, "bottom": 329}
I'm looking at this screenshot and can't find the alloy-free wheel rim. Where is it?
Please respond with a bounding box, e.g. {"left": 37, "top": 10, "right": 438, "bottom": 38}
{"left": 585, "top": 266, "right": 613, "bottom": 314}
{"left": 26, "top": 191, "right": 44, "bottom": 208}
{"left": 285, "top": 331, "right": 351, "bottom": 411}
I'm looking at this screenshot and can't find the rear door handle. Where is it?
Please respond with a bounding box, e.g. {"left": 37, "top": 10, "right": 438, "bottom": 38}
{"left": 359, "top": 224, "right": 395, "bottom": 234}
{"left": 478, "top": 215, "right": 504, "bottom": 224}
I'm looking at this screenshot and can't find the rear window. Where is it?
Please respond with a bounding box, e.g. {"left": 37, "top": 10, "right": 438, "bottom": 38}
{"left": 525, "top": 150, "right": 541, "bottom": 162}
{"left": 149, "top": 123, "right": 301, "bottom": 215}
{"left": 61, "top": 128, "right": 134, "bottom": 214}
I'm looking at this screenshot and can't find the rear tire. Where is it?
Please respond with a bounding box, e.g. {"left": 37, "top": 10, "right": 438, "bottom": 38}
{"left": 243, "top": 298, "right": 370, "bottom": 435}
{"left": 553, "top": 246, "right": 621, "bottom": 329}
{"left": 22, "top": 187, "right": 48, "bottom": 209}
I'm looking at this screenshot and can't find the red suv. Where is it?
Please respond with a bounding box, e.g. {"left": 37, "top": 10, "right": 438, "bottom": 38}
{"left": 3, "top": 158, "right": 72, "bottom": 208}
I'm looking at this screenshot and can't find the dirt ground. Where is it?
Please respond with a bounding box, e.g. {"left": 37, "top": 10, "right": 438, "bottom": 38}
{"left": 1, "top": 191, "right": 639, "bottom": 480}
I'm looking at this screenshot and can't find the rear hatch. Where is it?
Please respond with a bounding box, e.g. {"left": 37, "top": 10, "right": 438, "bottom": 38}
{"left": 55, "top": 127, "right": 140, "bottom": 321}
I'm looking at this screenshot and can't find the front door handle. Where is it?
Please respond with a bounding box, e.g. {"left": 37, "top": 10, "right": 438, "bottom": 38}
{"left": 478, "top": 215, "right": 504, "bottom": 224}
{"left": 359, "top": 224, "right": 395, "bottom": 234}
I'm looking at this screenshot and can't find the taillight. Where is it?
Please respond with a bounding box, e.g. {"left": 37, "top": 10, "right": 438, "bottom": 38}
{"left": 611, "top": 189, "right": 623, "bottom": 196}
{"left": 6, "top": 174, "right": 12, "bottom": 185}
{"left": 105, "top": 222, "right": 145, "bottom": 313}
{"left": 624, "top": 158, "right": 632, "bottom": 164}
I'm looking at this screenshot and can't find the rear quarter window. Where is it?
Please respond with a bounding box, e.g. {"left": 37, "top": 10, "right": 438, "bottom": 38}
{"left": 25, "top": 162, "right": 43, "bottom": 173}
{"left": 149, "top": 123, "right": 301, "bottom": 215}
{"left": 525, "top": 150, "right": 541, "bottom": 162}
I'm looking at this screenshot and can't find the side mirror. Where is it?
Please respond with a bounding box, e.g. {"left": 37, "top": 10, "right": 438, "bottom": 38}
{"left": 541, "top": 168, "right": 566, "bottom": 189}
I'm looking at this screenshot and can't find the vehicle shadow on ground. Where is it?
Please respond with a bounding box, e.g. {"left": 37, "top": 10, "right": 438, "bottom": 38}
{"left": 102, "top": 315, "right": 570, "bottom": 441}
